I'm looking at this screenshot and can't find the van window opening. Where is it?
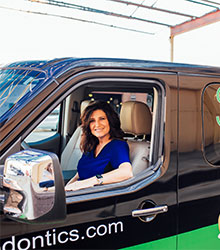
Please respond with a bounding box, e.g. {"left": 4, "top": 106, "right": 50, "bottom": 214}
{"left": 22, "top": 78, "right": 166, "bottom": 199}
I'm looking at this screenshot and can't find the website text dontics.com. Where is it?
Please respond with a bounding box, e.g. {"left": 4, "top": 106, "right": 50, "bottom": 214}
{"left": 2, "top": 221, "right": 123, "bottom": 250}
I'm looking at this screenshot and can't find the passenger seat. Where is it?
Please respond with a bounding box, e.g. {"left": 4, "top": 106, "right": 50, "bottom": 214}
{"left": 61, "top": 100, "right": 91, "bottom": 174}
{"left": 120, "top": 101, "right": 152, "bottom": 176}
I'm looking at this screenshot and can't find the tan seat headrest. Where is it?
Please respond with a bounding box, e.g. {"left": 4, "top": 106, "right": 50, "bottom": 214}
{"left": 80, "top": 100, "right": 91, "bottom": 115}
{"left": 120, "top": 101, "right": 152, "bottom": 135}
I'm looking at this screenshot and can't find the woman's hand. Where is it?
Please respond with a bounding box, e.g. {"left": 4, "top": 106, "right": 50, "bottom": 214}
{"left": 65, "top": 177, "right": 97, "bottom": 191}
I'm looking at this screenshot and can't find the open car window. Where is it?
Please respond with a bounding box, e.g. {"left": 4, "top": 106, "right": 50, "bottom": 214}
{"left": 22, "top": 77, "right": 166, "bottom": 202}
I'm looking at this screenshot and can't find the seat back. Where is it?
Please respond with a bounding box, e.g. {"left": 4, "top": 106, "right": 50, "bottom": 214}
{"left": 120, "top": 101, "right": 152, "bottom": 175}
{"left": 61, "top": 100, "right": 90, "bottom": 171}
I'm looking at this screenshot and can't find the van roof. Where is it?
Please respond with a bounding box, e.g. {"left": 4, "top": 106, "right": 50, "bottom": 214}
{"left": 2, "top": 57, "right": 220, "bottom": 77}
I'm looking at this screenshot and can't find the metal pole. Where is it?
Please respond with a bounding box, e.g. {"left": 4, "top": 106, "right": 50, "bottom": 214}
{"left": 170, "top": 34, "right": 174, "bottom": 62}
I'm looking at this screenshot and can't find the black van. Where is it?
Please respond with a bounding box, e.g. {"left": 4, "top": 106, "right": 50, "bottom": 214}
{"left": 0, "top": 58, "right": 220, "bottom": 250}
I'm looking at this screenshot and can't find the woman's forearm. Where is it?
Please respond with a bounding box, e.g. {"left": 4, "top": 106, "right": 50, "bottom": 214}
{"left": 65, "top": 163, "right": 133, "bottom": 191}
{"left": 101, "top": 162, "right": 133, "bottom": 185}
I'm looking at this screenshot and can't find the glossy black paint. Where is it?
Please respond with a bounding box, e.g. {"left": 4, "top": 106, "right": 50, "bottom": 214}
{"left": 178, "top": 151, "right": 220, "bottom": 233}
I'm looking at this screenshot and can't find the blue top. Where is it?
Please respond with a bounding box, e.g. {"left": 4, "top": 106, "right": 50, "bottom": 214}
{"left": 77, "top": 139, "right": 130, "bottom": 180}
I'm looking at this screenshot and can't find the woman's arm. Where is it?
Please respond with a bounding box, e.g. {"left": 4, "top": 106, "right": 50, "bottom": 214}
{"left": 101, "top": 162, "right": 133, "bottom": 184}
{"left": 65, "top": 162, "right": 133, "bottom": 191}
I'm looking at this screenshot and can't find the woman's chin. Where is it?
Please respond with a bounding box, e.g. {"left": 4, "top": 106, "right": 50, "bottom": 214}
{"left": 93, "top": 133, "right": 110, "bottom": 140}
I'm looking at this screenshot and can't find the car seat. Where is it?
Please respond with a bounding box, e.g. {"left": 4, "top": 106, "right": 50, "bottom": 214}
{"left": 61, "top": 100, "right": 91, "bottom": 174}
{"left": 120, "top": 101, "right": 152, "bottom": 176}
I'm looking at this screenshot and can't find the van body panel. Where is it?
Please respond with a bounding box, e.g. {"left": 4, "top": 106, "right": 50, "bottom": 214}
{"left": 178, "top": 74, "right": 220, "bottom": 246}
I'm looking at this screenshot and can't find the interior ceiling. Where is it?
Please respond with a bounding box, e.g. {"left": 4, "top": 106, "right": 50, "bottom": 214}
{"left": 1, "top": 0, "right": 220, "bottom": 36}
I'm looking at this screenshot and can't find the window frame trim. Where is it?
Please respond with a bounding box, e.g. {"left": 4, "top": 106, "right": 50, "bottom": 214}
{"left": 201, "top": 82, "right": 220, "bottom": 167}
{"left": 58, "top": 76, "right": 166, "bottom": 203}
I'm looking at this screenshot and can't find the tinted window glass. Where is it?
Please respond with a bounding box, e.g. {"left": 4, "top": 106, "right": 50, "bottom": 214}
{"left": 25, "top": 105, "right": 61, "bottom": 143}
{"left": 203, "top": 83, "right": 220, "bottom": 165}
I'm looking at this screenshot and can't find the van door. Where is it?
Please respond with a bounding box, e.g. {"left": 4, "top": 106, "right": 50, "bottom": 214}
{"left": 1, "top": 70, "right": 178, "bottom": 250}
{"left": 59, "top": 72, "right": 178, "bottom": 249}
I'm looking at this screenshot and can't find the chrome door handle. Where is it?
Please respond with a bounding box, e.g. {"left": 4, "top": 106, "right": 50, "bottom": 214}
{"left": 132, "top": 205, "right": 168, "bottom": 218}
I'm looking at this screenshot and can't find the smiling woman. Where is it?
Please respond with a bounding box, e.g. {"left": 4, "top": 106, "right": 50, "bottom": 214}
{"left": 65, "top": 100, "right": 133, "bottom": 191}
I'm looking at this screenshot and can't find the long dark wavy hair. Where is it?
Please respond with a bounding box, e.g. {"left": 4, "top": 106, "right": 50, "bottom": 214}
{"left": 80, "top": 100, "right": 124, "bottom": 153}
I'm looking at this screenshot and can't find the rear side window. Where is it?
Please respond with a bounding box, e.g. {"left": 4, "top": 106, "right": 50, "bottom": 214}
{"left": 202, "top": 83, "right": 220, "bottom": 166}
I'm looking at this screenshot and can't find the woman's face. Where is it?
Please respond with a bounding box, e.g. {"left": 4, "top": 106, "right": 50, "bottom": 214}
{"left": 89, "top": 109, "right": 110, "bottom": 141}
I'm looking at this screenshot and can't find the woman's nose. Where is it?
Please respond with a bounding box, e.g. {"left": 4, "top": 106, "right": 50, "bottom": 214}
{"left": 94, "top": 120, "right": 100, "bottom": 127}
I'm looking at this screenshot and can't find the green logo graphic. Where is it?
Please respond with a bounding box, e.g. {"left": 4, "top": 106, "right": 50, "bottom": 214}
{"left": 218, "top": 215, "right": 220, "bottom": 239}
{"left": 217, "top": 87, "right": 220, "bottom": 104}
{"left": 217, "top": 116, "right": 220, "bottom": 127}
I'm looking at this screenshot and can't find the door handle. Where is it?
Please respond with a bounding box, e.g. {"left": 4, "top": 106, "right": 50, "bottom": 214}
{"left": 132, "top": 205, "right": 168, "bottom": 218}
